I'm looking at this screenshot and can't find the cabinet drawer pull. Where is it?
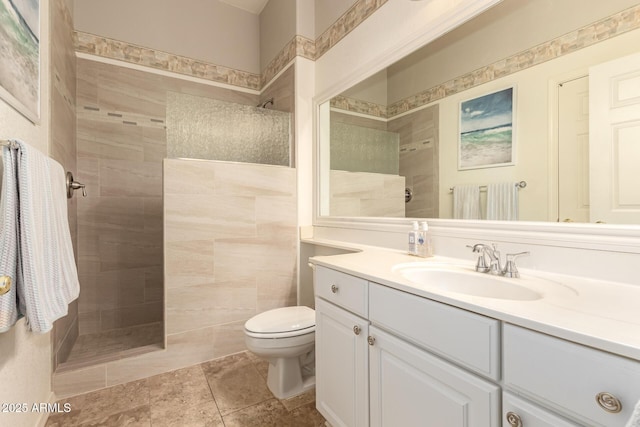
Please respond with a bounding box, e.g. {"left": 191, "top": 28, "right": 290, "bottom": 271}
{"left": 353, "top": 325, "right": 361, "bottom": 335}
{"left": 505, "top": 411, "right": 522, "bottom": 427}
{"left": 596, "top": 392, "right": 622, "bottom": 413}
{"left": 331, "top": 284, "right": 339, "bottom": 293}
{"left": 367, "top": 336, "right": 375, "bottom": 346}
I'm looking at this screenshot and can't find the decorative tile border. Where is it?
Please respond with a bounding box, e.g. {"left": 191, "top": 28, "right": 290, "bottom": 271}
{"left": 330, "top": 95, "right": 387, "bottom": 118}
{"left": 386, "top": 3, "right": 640, "bottom": 117}
{"left": 74, "top": 31, "right": 261, "bottom": 91}
{"left": 261, "top": 35, "right": 315, "bottom": 88}
{"left": 77, "top": 104, "right": 166, "bottom": 129}
{"left": 74, "top": 0, "right": 389, "bottom": 91}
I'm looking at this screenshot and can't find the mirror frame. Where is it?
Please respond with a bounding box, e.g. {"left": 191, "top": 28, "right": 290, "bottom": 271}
{"left": 312, "top": 0, "right": 640, "bottom": 254}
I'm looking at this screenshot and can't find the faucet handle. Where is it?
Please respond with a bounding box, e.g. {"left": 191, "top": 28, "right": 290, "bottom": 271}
{"left": 503, "top": 252, "right": 530, "bottom": 278}
{"left": 467, "top": 245, "right": 490, "bottom": 273}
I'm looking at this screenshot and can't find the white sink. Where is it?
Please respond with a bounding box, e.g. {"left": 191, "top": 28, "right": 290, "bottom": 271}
{"left": 392, "top": 263, "right": 566, "bottom": 301}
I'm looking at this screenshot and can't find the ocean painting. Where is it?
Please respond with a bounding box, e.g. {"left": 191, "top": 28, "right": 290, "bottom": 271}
{"left": 459, "top": 87, "right": 514, "bottom": 170}
{"left": 0, "top": 0, "right": 39, "bottom": 122}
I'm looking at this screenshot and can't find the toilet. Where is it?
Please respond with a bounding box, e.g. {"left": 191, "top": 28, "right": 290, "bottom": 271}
{"left": 244, "top": 305, "right": 316, "bottom": 399}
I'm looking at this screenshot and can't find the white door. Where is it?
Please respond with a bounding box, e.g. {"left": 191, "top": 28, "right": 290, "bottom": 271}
{"left": 590, "top": 52, "right": 640, "bottom": 224}
{"left": 315, "top": 298, "right": 369, "bottom": 427}
{"left": 369, "top": 326, "right": 500, "bottom": 427}
{"left": 558, "top": 76, "right": 590, "bottom": 223}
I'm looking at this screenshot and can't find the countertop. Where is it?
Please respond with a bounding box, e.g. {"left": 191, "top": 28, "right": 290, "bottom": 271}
{"left": 305, "top": 239, "right": 640, "bottom": 362}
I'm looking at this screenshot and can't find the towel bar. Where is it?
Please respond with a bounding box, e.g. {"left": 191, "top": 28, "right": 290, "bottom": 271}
{"left": 449, "top": 181, "right": 527, "bottom": 192}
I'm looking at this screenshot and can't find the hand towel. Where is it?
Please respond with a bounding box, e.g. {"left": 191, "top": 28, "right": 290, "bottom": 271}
{"left": 0, "top": 146, "right": 20, "bottom": 332}
{"left": 487, "top": 182, "right": 519, "bottom": 221}
{"left": 453, "top": 185, "right": 481, "bottom": 219}
{"left": 13, "top": 140, "right": 80, "bottom": 333}
{"left": 627, "top": 399, "right": 640, "bottom": 427}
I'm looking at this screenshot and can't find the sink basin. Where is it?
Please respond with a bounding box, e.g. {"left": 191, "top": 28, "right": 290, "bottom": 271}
{"left": 396, "top": 265, "right": 543, "bottom": 301}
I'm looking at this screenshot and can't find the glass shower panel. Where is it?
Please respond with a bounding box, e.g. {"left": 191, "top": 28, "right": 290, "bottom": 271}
{"left": 166, "top": 92, "right": 291, "bottom": 166}
{"left": 330, "top": 121, "right": 399, "bottom": 174}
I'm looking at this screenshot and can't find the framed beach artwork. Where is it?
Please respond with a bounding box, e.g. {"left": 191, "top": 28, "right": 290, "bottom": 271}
{"left": 0, "top": 0, "right": 40, "bottom": 123}
{"left": 458, "top": 86, "right": 515, "bottom": 170}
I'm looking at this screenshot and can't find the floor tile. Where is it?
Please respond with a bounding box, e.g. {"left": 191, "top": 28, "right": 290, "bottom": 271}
{"left": 222, "top": 398, "right": 290, "bottom": 427}
{"left": 201, "top": 352, "right": 273, "bottom": 415}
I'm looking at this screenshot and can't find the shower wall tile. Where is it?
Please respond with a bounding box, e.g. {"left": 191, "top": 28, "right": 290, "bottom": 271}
{"left": 164, "top": 240, "right": 215, "bottom": 288}
{"left": 99, "top": 159, "right": 162, "bottom": 197}
{"left": 54, "top": 365, "right": 107, "bottom": 398}
{"left": 164, "top": 159, "right": 297, "bottom": 354}
{"left": 144, "top": 267, "right": 164, "bottom": 304}
{"left": 166, "top": 283, "right": 256, "bottom": 335}
{"left": 51, "top": 0, "right": 78, "bottom": 369}
{"left": 330, "top": 170, "right": 405, "bottom": 217}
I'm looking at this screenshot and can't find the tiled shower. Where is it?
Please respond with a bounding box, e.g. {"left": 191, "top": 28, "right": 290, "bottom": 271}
{"left": 54, "top": 56, "right": 296, "bottom": 381}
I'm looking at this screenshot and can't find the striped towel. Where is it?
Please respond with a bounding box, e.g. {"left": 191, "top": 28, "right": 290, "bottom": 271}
{"left": 453, "top": 185, "right": 481, "bottom": 219}
{"left": 487, "top": 182, "right": 519, "bottom": 221}
{"left": 12, "top": 140, "right": 79, "bottom": 333}
{"left": 0, "top": 146, "right": 20, "bottom": 332}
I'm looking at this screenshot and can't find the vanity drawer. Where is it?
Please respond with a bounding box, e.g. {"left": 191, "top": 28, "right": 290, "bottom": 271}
{"left": 369, "top": 282, "right": 500, "bottom": 380}
{"left": 315, "top": 266, "right": 368, "bottom": 317}
{"left": 503, "top": 392, "right": 580, "bottom": 427}
{"left": 504, "top": 324, "right": 640, "bottom": 427}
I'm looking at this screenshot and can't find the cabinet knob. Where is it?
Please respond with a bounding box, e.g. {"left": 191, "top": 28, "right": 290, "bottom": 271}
{"left": 505, "top": 411, "right": 522, "bottom": 427}
{"left": 367, "top": 336, "right": 375, "bottom": 346}
{"left": 331, "top": 284, "right": 339, "bottom": 293}
{"left": 353, "top": 325, "right": 361, "bottom": 335}
{"left": 596, "top": 392, "right": 622, "bottom": 413}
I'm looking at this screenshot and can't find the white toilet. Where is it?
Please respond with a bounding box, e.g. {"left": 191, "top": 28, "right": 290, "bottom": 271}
{"left": 244, "top": 305, "right": 316, "bottom": 399}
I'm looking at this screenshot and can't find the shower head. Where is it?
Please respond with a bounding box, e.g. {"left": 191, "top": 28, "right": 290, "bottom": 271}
{"left": 257, "top": 98, "right": 274, "bottom": 108}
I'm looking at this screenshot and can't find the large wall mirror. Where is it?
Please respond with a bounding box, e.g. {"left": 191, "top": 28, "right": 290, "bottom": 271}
{"left": 318, "top": 0, "right": 640, "bottom": 226}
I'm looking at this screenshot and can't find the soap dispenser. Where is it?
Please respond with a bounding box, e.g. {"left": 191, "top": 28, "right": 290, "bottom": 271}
{"left": 417, "top": 221, "right": 432, "bottom": 258}
{"left": 408, "top": 221, "right": 419, "bottom": 255}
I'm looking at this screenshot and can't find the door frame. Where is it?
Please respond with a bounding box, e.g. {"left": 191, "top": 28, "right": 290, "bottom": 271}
{"left": 548, "top": 69, "right": 589, "bottom": 222}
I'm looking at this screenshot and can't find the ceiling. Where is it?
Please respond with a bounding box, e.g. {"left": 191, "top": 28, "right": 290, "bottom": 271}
{"left": 218, "top": 0, "right": 269, "bottom": 14}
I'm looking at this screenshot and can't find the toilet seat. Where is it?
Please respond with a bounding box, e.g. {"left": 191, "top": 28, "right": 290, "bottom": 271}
{"left": 245, "top": 306, "right": 315, "bottom": 339}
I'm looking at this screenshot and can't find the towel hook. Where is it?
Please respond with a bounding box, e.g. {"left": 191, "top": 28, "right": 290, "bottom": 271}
{"left": 66, "top": 172, "right": 87, "bottom": 198}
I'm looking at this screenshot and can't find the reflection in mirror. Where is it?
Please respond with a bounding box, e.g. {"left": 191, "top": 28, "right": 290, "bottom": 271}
{"left": 319, "top": 0, "right": 640, "bottom": 224}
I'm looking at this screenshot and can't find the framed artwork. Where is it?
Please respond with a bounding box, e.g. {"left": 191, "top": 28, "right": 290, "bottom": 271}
{"left": 0, "top": 0, "right": 40, "bottom": 123}
{"left": 459, "top": 86, "right": 515, "bottom": 170}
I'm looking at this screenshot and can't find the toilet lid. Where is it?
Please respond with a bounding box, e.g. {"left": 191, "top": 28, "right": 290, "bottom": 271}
{"left": 245, "top": 306, "right": 315, "bottom": 336}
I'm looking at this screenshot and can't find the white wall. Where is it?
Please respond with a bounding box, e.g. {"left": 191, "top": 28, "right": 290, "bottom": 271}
{"left": 74, "top": 0, "right": 261, "bottom": 73}
{"left": 0, "top": 0, "right": 52, "bottom": 423}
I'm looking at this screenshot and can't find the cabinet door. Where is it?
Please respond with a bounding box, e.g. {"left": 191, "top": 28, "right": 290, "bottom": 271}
{"left": 315, "top": 297, "right": 369, "bottom": 427}
{"left": 369, "top": 326, "right": 500, "bottom": 427}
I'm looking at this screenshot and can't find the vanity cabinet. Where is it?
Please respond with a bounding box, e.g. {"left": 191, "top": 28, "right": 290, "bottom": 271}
{"left": 315, "top": 297, "right": 369, "bottom": 427}
{"left": 315, "top": 266, "right": 500, "bottom": 427}
{"left": 314, "top": 264, "right": 640, "bottom": 427}
{"left": 503, "top": 323, "right": 640, "bottom": 426}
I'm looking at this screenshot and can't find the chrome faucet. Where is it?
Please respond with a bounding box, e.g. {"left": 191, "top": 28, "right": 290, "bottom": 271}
{"left": 468, "top": 243, "right": 530, "bottom": 278}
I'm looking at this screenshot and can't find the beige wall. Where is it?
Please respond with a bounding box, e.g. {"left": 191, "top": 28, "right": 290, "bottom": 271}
{"left": 74, "top": 0, "right": 261, "bottom": 74}
{"left": 0, "top": 0, "right": 53, "bottom": 425}
{"left": 314, "top": 0, "right": 357, "bottom": 38}
{"left": 260, "top": 0, "right": 297, "bottom": 71}
{"left": 386, "top": 0, "right": 640, "bottom": 104}
{"left": 437, "top": 28, "right": 640, "bottom": 221}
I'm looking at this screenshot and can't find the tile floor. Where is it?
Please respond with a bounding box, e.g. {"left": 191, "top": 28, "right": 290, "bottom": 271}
{"left": 59, "top": 323, "right": 164, "bottom": 370}
{"left": 46, "top": 351, "right": 325, "bottom": 427}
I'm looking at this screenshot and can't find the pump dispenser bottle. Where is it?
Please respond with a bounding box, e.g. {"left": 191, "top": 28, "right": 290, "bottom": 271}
{"left": 408, "top": 221, "right": 419, "bottom": 255}
{"left": 417, "top": 221, "right": 431, "bottom": 257}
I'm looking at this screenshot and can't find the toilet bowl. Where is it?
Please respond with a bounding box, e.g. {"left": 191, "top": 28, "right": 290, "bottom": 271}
{"left": 244, "top": 305, "right": 316, "bottom": 399}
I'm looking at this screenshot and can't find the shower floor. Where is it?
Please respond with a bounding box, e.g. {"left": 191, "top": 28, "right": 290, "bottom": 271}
{"left": 58, "top": 322, "right": 163, "bottom": 371}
